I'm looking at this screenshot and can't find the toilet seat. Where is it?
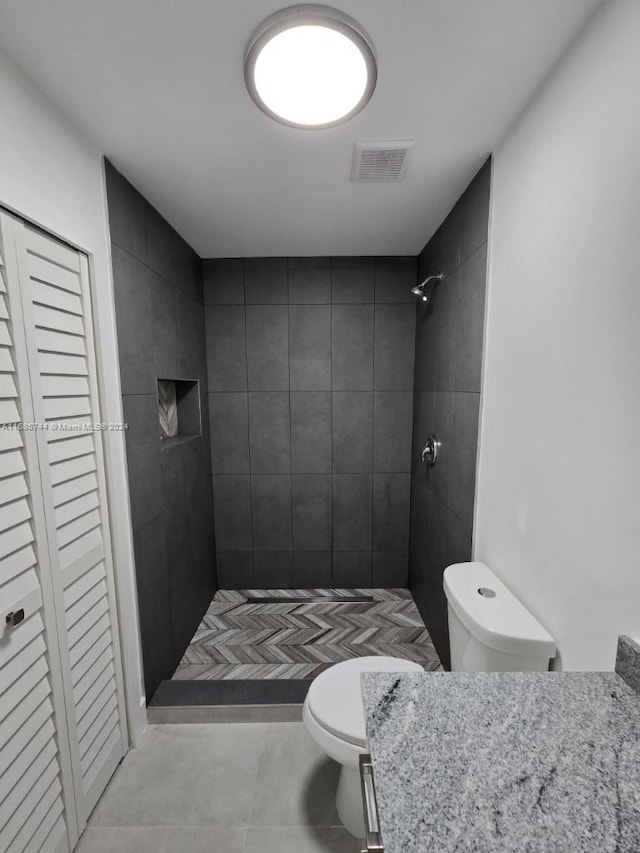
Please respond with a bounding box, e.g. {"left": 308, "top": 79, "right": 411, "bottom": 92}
{"left": 306, "top": 656, "right": 424, "bottom": 748}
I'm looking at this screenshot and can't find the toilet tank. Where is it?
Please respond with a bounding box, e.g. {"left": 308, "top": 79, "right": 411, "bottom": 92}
{"left": 443, "top": 562, "right": 556, "bottom": 672}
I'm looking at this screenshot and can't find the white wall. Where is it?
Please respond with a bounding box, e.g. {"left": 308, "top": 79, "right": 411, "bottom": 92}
{"left": 0, "top": 53, "right": 146, "bottom": 738}
{"left": 475, "top": 0, "right": 640, "bottom": 671}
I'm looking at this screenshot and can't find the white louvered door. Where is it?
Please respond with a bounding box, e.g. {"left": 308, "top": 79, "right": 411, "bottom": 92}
{"left": 0, "top": 219, "right": 76, "bottom": 853}
{"left": 0, "top": 211, "right": 128, "bottom": 843}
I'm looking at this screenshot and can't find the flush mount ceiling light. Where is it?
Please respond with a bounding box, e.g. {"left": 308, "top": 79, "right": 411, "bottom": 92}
{"left": 244, "top": 5, "right": 377, "bottom": 129}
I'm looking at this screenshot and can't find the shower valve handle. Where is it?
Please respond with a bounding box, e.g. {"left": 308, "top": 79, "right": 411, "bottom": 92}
{"left": 421, "top": 434, "right": 440, "bottom": 466}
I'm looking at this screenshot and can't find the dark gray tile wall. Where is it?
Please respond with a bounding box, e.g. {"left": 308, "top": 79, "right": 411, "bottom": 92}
{"left": 105, "top": 161, "right": 216, "bottom": 700}
{"left": 205, "top": 256, "right": 417, "bottom": 589}
{"left": 409, "top": 158, "right": 491, "bottom": 669}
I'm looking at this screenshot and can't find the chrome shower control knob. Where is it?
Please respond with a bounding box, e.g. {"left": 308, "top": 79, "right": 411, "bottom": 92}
{"left": 421, "top": 434, "right": 440, "bottom": 466}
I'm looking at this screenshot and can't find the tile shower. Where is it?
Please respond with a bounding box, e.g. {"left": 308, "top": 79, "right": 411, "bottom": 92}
{"left": 205, "top": 255, "right": 417, "bottom": 590}
{"left": 106, "top": 162, "right": 216, "bottom": 699}
{"left": 106, "top": 158, "right": 490, "bottom": 698}
{"left": 410, "top": 160, "right": 491, "bottom": 668}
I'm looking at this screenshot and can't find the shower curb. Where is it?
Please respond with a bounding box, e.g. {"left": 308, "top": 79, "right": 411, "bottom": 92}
{"left": 147, "top": 703, "right": 304, "bottom": 724}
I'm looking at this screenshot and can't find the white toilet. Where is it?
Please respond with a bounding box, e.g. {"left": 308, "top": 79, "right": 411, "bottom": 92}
{"left": 303, "top": 562, "right": 556, "bottom": 839}
{"left": 303, "top": 655, "right": 423, "bottom": 837}
{"left": 443, "top": 561, "right": 556, "bottom": 672}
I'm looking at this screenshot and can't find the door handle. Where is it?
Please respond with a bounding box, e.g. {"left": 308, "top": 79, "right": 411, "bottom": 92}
{"left": 6, "top": 608, "right": 25, "bottom": 627}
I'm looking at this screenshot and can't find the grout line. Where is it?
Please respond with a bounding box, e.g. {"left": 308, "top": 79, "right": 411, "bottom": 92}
{"left": 242, "top": 259, "right": 255, "bottom": 588}
{"left": 287, "top": 261, "right": 294, "bottom": 586}
{"left": 329, "top": 259, "right": 334, "bottom": 587}
{"left": 370, "top": 295, "right": 376, "bottom": 587}
{"left": 457, "top": 237, "right": 488, "bottom": 270}
{"left": 245, "top": 741, "right": 267, "bottom": 841}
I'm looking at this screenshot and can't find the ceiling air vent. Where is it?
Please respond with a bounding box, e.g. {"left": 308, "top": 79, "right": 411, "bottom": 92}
{"left": 351, "top": 140, "right": 415, "bottom": 183}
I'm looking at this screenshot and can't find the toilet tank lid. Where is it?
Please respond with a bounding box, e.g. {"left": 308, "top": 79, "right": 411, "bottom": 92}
{"left": 443, "top": 562, "right": 556, "bottom": 659}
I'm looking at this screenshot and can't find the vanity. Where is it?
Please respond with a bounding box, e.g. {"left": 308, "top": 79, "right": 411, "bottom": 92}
{"left": 359, "top": 636, "right": 640, "bottom": 852}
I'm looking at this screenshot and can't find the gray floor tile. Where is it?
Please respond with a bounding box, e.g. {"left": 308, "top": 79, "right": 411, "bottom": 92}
{"left": 76, "top": 826, "right": 246, "bottom": 853}
{"left": 249, "top": 723, "right": 341, "bottom": 828}
{"left": 90, "top": 724, "right": 266, "bottom": 827}
{"left": 244, "top": 826, "right": 359, "bottom": 853}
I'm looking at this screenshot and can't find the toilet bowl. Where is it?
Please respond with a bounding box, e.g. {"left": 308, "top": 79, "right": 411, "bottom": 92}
{"left": 303, "top": 656, "right": 424, "bottom": 838}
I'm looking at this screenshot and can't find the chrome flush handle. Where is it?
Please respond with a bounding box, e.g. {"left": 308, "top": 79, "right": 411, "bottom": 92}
{"left": 421, "top": 434, "right": 441, "bottom": 466}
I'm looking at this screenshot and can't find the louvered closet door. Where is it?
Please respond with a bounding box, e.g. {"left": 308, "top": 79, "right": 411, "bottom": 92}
{"left": 0, "top": 219, "right": 76, "bottom": 853}
{"left": 7, "top": 215, "right": 128, "bottom": 830}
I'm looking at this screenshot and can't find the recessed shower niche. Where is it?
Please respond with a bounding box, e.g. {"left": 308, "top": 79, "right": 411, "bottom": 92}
{"left": 157, "top": 378, "right": 201, "bottom": 447}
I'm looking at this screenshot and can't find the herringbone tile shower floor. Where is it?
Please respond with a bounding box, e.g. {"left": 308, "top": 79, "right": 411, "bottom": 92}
{"left": 173, "top": 588, "right": 443, "bottom": 680}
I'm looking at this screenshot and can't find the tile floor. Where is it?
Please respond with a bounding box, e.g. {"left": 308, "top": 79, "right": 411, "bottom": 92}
{"left": 79, "top": 722, "right": 359, "bottom": 852}
{"left": 174, "top": 587, "right": 442, "bottom": 680}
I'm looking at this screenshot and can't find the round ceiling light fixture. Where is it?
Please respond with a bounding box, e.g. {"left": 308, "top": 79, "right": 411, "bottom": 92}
{"left": 244, "top": 5, "right": 377, "bottom": 129}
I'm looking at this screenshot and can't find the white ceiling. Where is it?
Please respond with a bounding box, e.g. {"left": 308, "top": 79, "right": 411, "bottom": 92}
{"left": 0, "top": 0, "right": 601, "bottom": 257}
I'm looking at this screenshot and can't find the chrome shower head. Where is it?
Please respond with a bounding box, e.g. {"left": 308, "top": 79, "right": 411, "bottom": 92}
{"left": 411, "top": 273, "right": 443, "bottom": 303}
{"left": 411, "top": 284, "right": 428, "bottom": 301}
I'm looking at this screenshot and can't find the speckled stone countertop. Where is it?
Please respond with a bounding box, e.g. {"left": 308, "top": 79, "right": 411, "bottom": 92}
{"left": 361, "top": 636, "right": 640, "bottom": 852}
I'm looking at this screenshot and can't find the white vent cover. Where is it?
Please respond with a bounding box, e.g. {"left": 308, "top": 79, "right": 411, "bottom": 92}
{"left": 351, "top": 140, "right": 415, "bottom": 183}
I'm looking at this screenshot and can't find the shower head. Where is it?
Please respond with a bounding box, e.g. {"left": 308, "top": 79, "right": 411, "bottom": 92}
{"left": 411, "top": 284, "right": 427, "bottom": 300}
{"left": 411, "top": 273, "right": 443, "bottom": 303}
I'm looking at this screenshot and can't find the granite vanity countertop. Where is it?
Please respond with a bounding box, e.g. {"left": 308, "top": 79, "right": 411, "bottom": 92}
{"left": 361, "top": 637, "right": 640, "bottom": 853}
